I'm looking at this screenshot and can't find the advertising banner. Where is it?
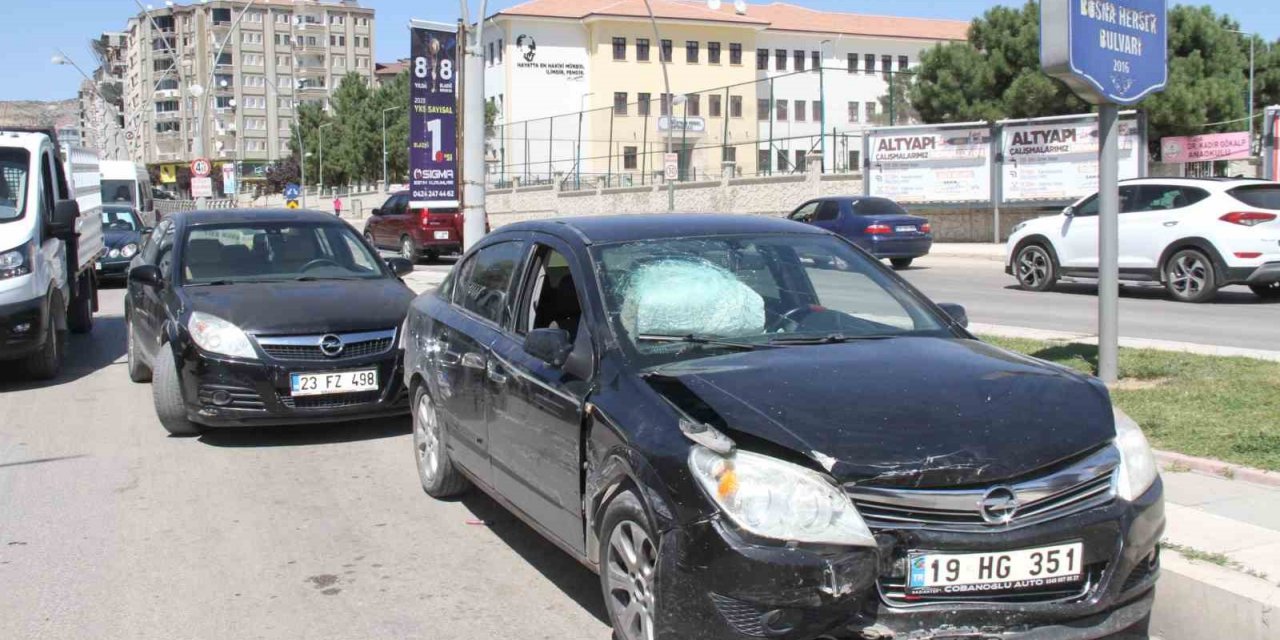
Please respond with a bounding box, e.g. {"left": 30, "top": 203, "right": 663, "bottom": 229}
{"left": 222, "top": 164, "right": 237, "bottom": 196}
{"left": 409, "top": 21, "right": 460, "bottom": 208}
{"left": 1160, "top": 132, "right": 1252, "bottom": 163}
{"left": 1002, "top": 117, "right": 1141, "bottom": 202}
{"left": 867, "top": 127, "right": 992, "bottom": 203}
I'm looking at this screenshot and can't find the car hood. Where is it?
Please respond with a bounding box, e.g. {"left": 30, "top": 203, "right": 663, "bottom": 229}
{"left": 646, "top": 337, "right": 1115, "bottom": 488}
{"left": 182, "top": 278, "right": 414, "bottom": 335}
{"left": 104, "top": 228, "right": 142, "bottom": 248}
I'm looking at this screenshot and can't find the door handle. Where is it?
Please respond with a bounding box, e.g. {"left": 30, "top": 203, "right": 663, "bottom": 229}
{"left": 1163, "top": 221, "right": 1179, "bottom": 227}
{"left": 486, "top": 361, "right": 509, "bottom": 385}
{"left": 460, "top": 352, "right": 486, "bottom": 370}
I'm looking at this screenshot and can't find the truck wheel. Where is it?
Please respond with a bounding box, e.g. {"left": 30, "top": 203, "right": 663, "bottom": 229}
{"left": 127, "top": 320, "right": 152, "bottom": 383}
{"left": 23, "top": 308, "right": 64, "bottom": 380}
{"left": 152, "top": 349, "right": 200, "bottom": 436}
{"left": 68, "top": 274, "right": 94, "bottom": 334}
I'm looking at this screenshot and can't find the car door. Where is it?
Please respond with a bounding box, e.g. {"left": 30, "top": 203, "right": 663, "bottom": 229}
{"left": 429, "top": 239, "right": 528, "bottom": 486}
{"left": 385, "top": 194, "right": 412, "bottom": 246}
{"left": 1117, "top": 185, "right": 1210, "bottom": 270}
{"left": 130, "top": 218, "right": 175, "bottom": 361}
{"left": 1056, "top": 187, "right": 1139, "bottom": 270}
{"left": 485, "top": 237, "right": 593, "bottom": 554}
{"left": 788, "top": 201, "right": 820, "bottom": 226}
{"left": 809, "top": 200, "right": 842, "bottom": 234}
{"left": 371, "top": 194, "right": 402, "bottom": 247}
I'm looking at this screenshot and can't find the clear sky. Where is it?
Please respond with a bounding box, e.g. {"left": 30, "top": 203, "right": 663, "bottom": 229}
{"left": 2, "top": 0, "right": 1276, "bottom": 102}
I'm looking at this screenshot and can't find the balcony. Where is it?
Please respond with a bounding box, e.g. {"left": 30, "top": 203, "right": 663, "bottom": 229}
{"left": 296, "top": 81, "right": 327, "bottom": 94}
{"left": 294, "top": 39, "right": 325, "bottom": 52}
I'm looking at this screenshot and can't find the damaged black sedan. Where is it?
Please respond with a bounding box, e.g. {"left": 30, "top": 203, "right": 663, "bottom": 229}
{"left": 402, "top": 214, "right": 1163, "bottom": 640}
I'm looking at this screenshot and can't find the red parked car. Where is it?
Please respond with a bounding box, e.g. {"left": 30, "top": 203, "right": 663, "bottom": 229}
{"left": 363, "top": 190, "right": 463, "bottom": 263}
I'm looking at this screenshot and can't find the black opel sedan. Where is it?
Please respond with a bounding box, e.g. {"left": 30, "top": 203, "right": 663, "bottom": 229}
{"left": 402, "top": 214, "right": 1163, "bottom": 640}
{"left": 125, "top": 209, "right": 416, "bottom": 436}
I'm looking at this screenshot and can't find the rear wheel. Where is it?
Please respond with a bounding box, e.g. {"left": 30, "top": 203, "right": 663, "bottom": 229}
{"left": 400, "top": 235, "right": 418, "bottom": 264}
{"left": 1015, "top": 243, "right": 1058, "bottom": 292}
{"left": 23, "top": 306, "right": 64, "bottom": 380}
{"left": 600, "top": 490, "right": 661, "bottom": 640}
{"left": 364, "top": 231, "right": 377, "bottom": 249}
{"left": 413, "top": 387, "right": 469, "bottom": 498}
{"left": 890, "top": 258, "right": 913, "bottom": 270}
{"left": 68, "top": 274, "right": 94, "bottom": 334}
{"left": 1164, "top": 249, "right": 1217, "bottom": 303}
{"left": 152, "top": 349, "right": 200, "bottom": 436}
{"left": 1250, "top": 282, "right": 1280, "bottom": 299}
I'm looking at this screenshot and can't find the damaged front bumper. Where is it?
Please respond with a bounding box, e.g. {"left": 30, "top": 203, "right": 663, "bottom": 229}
{"left": 656, "top": 478, "right": 1163, "bottom": 640}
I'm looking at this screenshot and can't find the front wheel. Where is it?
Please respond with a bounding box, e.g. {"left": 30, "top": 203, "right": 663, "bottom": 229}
{"left": 1250, "top": 282, "right": 1280, "bottom": 299}
{"left": 152, "top": 349, "right": 200, "bottom": 436}
{"left": 600, "top": 490, "right": 661, "bottom": 640}
{"left": 890, "top": 258, "right": 913, "bottom": 270}
{"left": 1164, "top": 249, "right": 1218, "bottom": 303}
{"left": 364, "top": 231, "right": 377, "bottom": 249}
{"left": 413, "top": 388, "right": 469, "bottom": 498}
{"left": 1014, "top": 244, "right": 1058, "bottom": 292}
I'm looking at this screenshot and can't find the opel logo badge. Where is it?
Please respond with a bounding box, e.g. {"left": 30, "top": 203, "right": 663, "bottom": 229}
{"left": 319, "top": 334, "right": 345, "bottom": 357}
{"left": 979, "top": 486, "right": 1019, "bottom": 525}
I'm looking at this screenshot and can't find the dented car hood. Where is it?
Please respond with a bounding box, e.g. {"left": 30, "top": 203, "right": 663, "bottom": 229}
{"left": 647, "top": 337, "right": 1115, "bottom": 488}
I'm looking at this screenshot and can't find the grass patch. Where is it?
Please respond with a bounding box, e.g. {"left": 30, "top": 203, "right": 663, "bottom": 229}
{"left": 1163, "top": 541, "right": 1271, "bottom": 581}
{"left": 982, "top": 336, "right": 1280, "bottom": 471}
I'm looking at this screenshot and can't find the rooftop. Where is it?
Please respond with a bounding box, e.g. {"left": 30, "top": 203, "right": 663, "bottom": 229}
{"left": 503, "top": 213, "right": 825, "bottom": 245}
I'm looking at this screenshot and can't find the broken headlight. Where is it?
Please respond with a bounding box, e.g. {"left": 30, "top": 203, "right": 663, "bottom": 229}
{"left": 689, "top": 445, "right": 876, "bottom": 547}
{"left": 1113, "top": 407, "right": 1159, "bottom": 501}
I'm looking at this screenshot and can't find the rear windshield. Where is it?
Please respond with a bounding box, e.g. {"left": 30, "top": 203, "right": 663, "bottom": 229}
{"left": 102, "top": 179, "right": 137, "bottom": 205}
{"left": 850, "top": 198, "right": 910, "bottom": 216}
{"left": 1227, "top": 185, "right": 1280, "bottom": 211}
{"left": 0, "top": 148, "right": 30, "bottom": 223}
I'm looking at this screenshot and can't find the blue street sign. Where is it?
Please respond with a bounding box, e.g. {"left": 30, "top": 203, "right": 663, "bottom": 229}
{"left": 1041, "top": 0, "right": 1168, "bottom": 105}
{"left": 283, "top": 183, "right": 300, "bottom": 200}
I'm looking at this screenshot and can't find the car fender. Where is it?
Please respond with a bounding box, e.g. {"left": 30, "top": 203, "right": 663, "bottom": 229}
{"left": 1157, "top": 237, "right": 1229, "bottom": 285}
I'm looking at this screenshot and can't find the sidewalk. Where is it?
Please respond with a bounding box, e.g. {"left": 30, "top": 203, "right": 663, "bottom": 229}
{"left": 929, "top": 242, "right": 1006, "bottom": 261}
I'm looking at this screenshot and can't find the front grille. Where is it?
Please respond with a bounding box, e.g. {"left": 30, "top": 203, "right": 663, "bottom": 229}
{"left": 255, "top": 329, "right": 396, "bottom": 362}
{"left": 197, "top": 383, "right": 265, "bottom": 411}
{"left": 280, "top": 390, "right": 382, "bottom": 410}
{"left": 846, "top": 447, "right": 1119, "bottom": 532}
{"left": 878, "top": 562, "right": 1106, "bottom": 607}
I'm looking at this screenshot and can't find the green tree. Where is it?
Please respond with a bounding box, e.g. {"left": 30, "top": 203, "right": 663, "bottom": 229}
{"left": 289, "top": 101, "right": 331, "bottom": 186}
{"left": 374, "top": 71, "right": 411, "bottom": 186}
{"left": 328, "top": 72, "right": 380, "bottom": 186}
{"left": 1141, "top": 6, "right": 1248, "bottom": 146}
{"left": 879, "top": 71, "right": 919, "bottom": 125}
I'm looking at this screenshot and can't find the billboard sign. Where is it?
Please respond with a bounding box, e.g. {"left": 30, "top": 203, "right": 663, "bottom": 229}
{"left": 1160, "top": 132, "right": 1252, "bottom": 163}
{"left": 409, "top": 21, "right": 460, "bottom": 208}
{"left": 867, "top": 126, "right": 992, "bottom": 203}
{"left": 1002, "top": 116, "right": 1142, "bottom": 202}
{"left": 1041, "top": 0, "right": 1168, "bottom": 105}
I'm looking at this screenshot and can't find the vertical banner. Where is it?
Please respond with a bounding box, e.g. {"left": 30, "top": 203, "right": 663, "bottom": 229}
{"left": 1265, "top": 106, "right": 1279, "bottom": 182}
{"left": 409, "top": 21, "right": 460, "bottom": 208}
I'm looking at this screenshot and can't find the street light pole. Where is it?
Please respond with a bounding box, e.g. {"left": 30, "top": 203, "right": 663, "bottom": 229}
{"left": 53, "top": 50, "right": 125, "bottom": 159}
{"left": 318, "top": 122, "right": 333, "bottom": 198}
{"left": 820, "top": 40, "right": 830, "bottom": 171}
{"left": 191, "top": 0, "right": 258, "bottom": 208}
{"left": 576, "top": 93, "right": 593, "bottom": 190}
{"left": 1229, "top": 30, "right": 1257, "bottom": 148}
{"left": 382, "top": 106, "right": 402, "bottom": 192}
{"left": 641, "top": 0, "right": 675, "bottom": 211}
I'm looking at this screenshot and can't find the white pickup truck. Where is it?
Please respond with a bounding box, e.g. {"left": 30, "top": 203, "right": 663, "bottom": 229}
{"left": 0, "top": 129, "right": 104, "bottom": 379}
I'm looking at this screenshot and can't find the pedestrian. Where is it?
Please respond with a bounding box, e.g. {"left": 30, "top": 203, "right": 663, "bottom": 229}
{"left": 333, "top": 196, "right": 343, "bottom": 217}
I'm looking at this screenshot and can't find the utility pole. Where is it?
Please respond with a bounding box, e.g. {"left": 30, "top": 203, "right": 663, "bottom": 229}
{"left": 1097, "top": 105, "right": 1120, "bottom": 383}
{"left": 641, "top": 0, "right": 675, "bottom": 211}
{"left": 820, "top": 40, "right": 830, "bottom": 171}
{"left": 319, "top": 122, "right": 333, "bottom": 197}
{"left": 1231, "top": 30, "right": 1257, "bottom": 149}
{"left": 575, "top": 93, "right": 593, "bottom": 189}
{"left": 459, "top": 0, "right": 490, "bottom": 251}
{"left": 382, "top": 106, "right": 401, "bottom": 192}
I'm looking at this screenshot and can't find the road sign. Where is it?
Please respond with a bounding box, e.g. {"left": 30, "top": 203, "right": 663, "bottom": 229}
{"left": 283, "top": 183, "right": 301, "bottom": 200}
{"left": 190, "top": 177, "right": 213, "bottom": 198}
{"left": 663, "top": 153, "right": 679, "bottom": 181}
{"left": 1041, "top": 0, "right": 1168, "bottom": 105}
{"left": 191, "top": 158, "right": 212, "bottom": 178}
{"left": 286, "top": 200, "right": 300, "bottom": 210}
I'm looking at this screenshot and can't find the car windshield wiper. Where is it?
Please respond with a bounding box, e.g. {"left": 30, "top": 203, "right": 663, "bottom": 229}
{"left": 636, "top": 334, "right": 766, "bottom": 351}
{"left": 768, "top": 333, "right": 896, "bottom": 345}
{"left": 185, "top": 279, "right": 238, "bottom": 287}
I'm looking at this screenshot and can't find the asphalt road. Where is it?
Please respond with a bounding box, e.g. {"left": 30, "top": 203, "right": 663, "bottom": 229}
{"left": 0, "top": 285, "right": 612, "bottom": 640}
{"left": 896, "top": 256, "right": 1280, "bottom": 350}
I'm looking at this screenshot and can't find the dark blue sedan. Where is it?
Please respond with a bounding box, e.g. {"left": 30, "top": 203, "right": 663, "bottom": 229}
{"left": 786, "top": 196, "right": 932, "bottom": 269}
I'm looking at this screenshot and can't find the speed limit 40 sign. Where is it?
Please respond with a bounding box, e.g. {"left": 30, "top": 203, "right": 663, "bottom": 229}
{"left": 190, "top": 158, "right": 212, "bottom": 178}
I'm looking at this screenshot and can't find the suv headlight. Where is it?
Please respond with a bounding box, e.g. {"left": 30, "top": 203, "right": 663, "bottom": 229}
{"left": 188, "top": 311, "right": 257, "bottom": 359}
{"left": 689, "top": 445, "right": 876, "bottom": 546}
{"left": 1114, "top": 407, "right": 1158, "bottom": 500}
{"left": 0, "top": 241, "right": 33, "bottom": 280}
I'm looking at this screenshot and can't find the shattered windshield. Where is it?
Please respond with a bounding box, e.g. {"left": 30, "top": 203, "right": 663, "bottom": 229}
{"left": 595, "top": 234, "right": 952, "bottom": 365}
{"left": 0, "top": 149, "right": 30, "bottom": 223}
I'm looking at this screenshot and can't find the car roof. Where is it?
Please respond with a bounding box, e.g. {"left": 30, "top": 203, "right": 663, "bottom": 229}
{"left": 169, "top": 208, "right": 343, "bottom": 227}
{"left": 498, "top": 213, "right": 827, "bottom": 245}
{"left": 1119, "top": 177, "right": 1276, "bottom": 189}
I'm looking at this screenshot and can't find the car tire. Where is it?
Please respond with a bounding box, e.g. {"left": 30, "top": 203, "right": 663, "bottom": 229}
{"left": 400, "top": 236, "right": 418, "bottom": 264}
{"left": 68, "top": 275, "right": 94, "bottom": 334}
{"left": 413, "top": 387, "right": 469, "bottom": 498}
{"left": 599, "top": 489, "right": 661, "bottom": 640}
{"left": 23, "top": 307, "right": 64, "bottom": 380}
{"left": 890, "top": 258, "right": 913, "bottom": 270}
{"left": 1163, "top": 249, "right": 1218, "bottom": 303}
{"left": 152, "top": 348, "right": 200, "bottom": 436}
{"left": 424, "top": 250, "right": 439, "bottom": 264}
{"left": 1014, "top": 243, "right": 1058, "bottom": 292}
{"left": 364, "top": 231, "right": 377, "bottom": 249}
{"left": 1249, "top": 282, "right": 1280, "bottom": 299}
{"left": 126, "top": 319, "right": 152, "bottom": 383}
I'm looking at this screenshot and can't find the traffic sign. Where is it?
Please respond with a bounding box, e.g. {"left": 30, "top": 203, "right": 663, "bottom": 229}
{"left": 191, "top": 177, "right": 213, "bottom": 198}
{"left": 286, "top": 200, "right": 300, "bottom": 210}
{"left": 191, "top": 158, "right": 212, "bottom": 178}
{"left": 283, "top": 183, "right": 301, "bottom": 200}
{"left": 663, "top": 153, "right": 679, "bottom": 181}
{"left": 1040, "top": 0, "right": 1168, "bottom": 105}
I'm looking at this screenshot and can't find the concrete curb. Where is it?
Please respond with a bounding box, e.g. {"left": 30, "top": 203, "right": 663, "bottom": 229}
{"left": 1151, "top": 552, "right": 1280, "bottom": 640}
{"left": 971, "top": 322, "right": 1280, "bottom": 363}
{"left": 1155, "top": 450, "right": 1280, "bottom": 489}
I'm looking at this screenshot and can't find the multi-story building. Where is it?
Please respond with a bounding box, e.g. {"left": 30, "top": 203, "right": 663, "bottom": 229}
{"left": 482, "top": 0, "right": 966, "bottom": 184}
{"left": 123, "top": 0, "right": 375, "bottom": 178}
{"left": 78, "top": 32, "right": 129, "bottom": 158}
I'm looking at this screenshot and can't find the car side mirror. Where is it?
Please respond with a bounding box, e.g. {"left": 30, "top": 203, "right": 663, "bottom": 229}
{"left": 938, "top": 303, "right": 968, "bottom": 329}
{"left": 1063, "top": 206, "right": 1075, "bottom": 218}
{"left": 49, "top": 200, "right": 81, "bottom": 239}
{"left": 130, "top": 264, "right": 164, "bottom": 288}
{"left": 371, "top": 207, "right": 382, "bottom": 216}
{"left": 385, "top": 257, "right": 414, "bottom": 277}
{"left": 524, "top": 328, "right": 573, "bottom": 368}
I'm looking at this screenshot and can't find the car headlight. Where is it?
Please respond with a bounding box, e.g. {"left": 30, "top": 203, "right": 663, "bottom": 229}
{"left": 0, "top": 242, "right": 33, "bottom": 280}
{"left": 188, "top": 311, "right": 257, "bottom": 359}
{"left": 1114, "top": 407, "right": 1158, "bottom": 501}
{"left": 689, "top": 445, "right": 876, "bottom": 547}
{"left": 120, "top": 243, "right": 139, "bottom": 259}
{"left": 108, "top": 248, "right": 120, "bottom": 258}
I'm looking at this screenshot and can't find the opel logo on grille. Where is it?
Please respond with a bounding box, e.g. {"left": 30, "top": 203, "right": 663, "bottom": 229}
{"left": 319, "top": 334, "right": 345, "bottom": 357}
{"left": 979, "top": 486, "right": 1019, "bottom": 525}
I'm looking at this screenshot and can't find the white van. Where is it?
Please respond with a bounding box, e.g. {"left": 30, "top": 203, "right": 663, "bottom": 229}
{"left": 100, "top": 160, "right": 155, "bottom": 225}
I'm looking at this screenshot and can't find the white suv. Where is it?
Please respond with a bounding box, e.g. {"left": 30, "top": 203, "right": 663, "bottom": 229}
{"left": 1006, "top": 178, "right": 1280, "bottom": 302}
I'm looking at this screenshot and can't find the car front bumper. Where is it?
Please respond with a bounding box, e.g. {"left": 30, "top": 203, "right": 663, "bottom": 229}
{"left": 97, "top": 257, "right": 131, "bottom": 279}
{"left": 657, "top": 478, "right": 1163, "bottom": 640}
{"left": 0, "top": 296, "right": 49, "bottom": 361}
{"left": 177, "top": 347, "right": 411, "bottom": 427}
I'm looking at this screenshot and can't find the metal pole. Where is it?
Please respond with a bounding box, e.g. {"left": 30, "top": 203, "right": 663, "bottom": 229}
{"left": 319, "top": 122, "right": 332, "bottom": 196}
{"left": 721, "top": 87, "right": 730, "bottom": 169}
{"left": 382, "top": 106, "right": 399, "bottom": 192}
{"left": 889, "top": 70, "right": 896, "bottom": 126}
{"left": 681, "top": 97, "right": 689, "bottom": 181}
{"left": 1249, "top": 38, "right": 1256, "bottom": 148}
{"left": 1098, "top": 103, "right": 1120, "bottom": 384}
{"left": 641, "top": 105, "right": 649, "bottom": 186}
{"left": 576, "top": 109, "right": 583, "bottom": 189}
{"left": 768, "top": 78, "right": 775, "bottom": 175}
{"left": 607, "top": 106, "right": 615, "bottom": 187}
{"left": 193, "top": 0, "right": 259, "bottom": 208}
{"left": 820, "top": 41, "right": 830, "bottom": 171}
{"left": 460, "top": 0, "right": 490, "bottom": 250}
{"left": 641, "top": 0, "right": 674, "bottom": 210}
{"left": 548, "top": 116, "right": 554, "bottom": 183}
{"left": 296, "top": 124, "right": 307, "bottom": 208}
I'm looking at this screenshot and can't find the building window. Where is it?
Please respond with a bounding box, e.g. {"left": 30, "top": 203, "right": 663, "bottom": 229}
{"left": 244, "top": 53, "right": 263, "bottom": 66}
{"left": 214, "top": 96, "right": 234, "bottom": 109}
{"left": 330, "top": 35, "right": 346, "bottom": 47}
{"left": 848, "top": 150, "right": 861, "bottom": 171}
{"left": 758, "top": 149, "right": 771, "bottom": 173}
{"left": 756, "top": 49, "right": 768, "bottom": 70}
{"left": 795, "top": 100, "right": 806, "bottom": 122}
{"left": 757, "top": 98, "right": 769, "bottom": 121}
{"left": 487, "top": 42, "right": 494, "bottom": 65}
{"left": 614, "top": 92, "right": 628, "bottom": 116}
{"left": 812, "top": 100, "right": 822, "bottom": 122}
{"left": 848, "top": 53, "right": 858, "bottom": 73}
{"left": 730, "top": 95, "right": 742, "bottom": 118}
{"left": 215, "top": 52, "right": 233, "bottom": 65}
{"left": 848, "top": 101, "right": 860, "bottom": 122}
{"left": 795, "top": 150, "right": 807, "bottom": 172}
{"left": 329, "top": 14, "right": 345, "bottom": 25}
{"left": 866, "top": 101, "right": 877, "bottom": 122}
{"left": 729, "top": 43, "right": 742, "bottom": 65}
{"left": 241, "top": 31, "right": 262, "bottom": 45}
{"left": 709, "top": 94, "right": 722, "bottom": 117}
{"left": 660, "top": 40, "right": 672, "bottom": 63}
{"left": 794, "top": 50, "right": 805, "bottom": 72}
{"left": 613, "top": 37, "right": 626, "bottom": 61}
{"left": 243, "top": 74, "right": 265, "bottom": 88}
{"left": 156, "top": 78, "right": 179, "bottom": 91}
{"left": 775, "top": 49, "right": 786, "bottom": 71}
{"left": 722, "top": 146, "right": 736, "bottom": 162}
{"left": 865, "top": 54, "right": 875, "bottom": 75}
{"left": 776, "top": 99, "right": 788, "bottom": 121}
{"left": 686, "top": 41, "right": 699, "bottom": 63}
{"left": 686, "top": 94, "right": 700, "bottom": 117}
{"left": 276, "top": 54, "right": 289, "bottom": 67}
{"left": 882, "top": 55, "right": 893, "bottom": 80}
{"left": 777, "top": 149, "right": 789, "bottom": 172}
{"left": 275, "top": 12, "right": 290, "bottom": 24}
{"left": 155, "top": 100, "right": 179, "bottom": 113}
{"left": 898, "top": 55, "right": 909, "bottom": 71}
{"left": 708, "top": 42, "right": 721, "bottom": 64}
{"left": 636, "top": 38, "right": 650, "bottom": 62}
{"left": 623, "top": 146, "right": 638, "bottom": 170}
{"left": 497, "top": 40, "right": 503, "bottom": 63}
{"left": 638, "top": 93, "right": 651, "bottom": 116}
{"left": 357, "top": 56, "right": 369, "bottom": 69}
{"left": 211, "top": 8, "right": 231, "bottom": 24}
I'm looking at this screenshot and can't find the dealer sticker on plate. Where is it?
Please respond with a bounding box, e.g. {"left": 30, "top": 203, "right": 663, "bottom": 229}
{"left": 290, "top": 369, "right": 378, "bottom": 397}
{"left": 907, "top": 541, "right": 1083, "bottom": 596}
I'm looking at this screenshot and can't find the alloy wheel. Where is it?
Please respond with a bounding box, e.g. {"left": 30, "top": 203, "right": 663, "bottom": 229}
{"left": 1168, "top": 252, "right": 1208, "bottom": 298}
{"left": 605, "top": 520, "right": 658, "bottom": 640}
{"left": 414, "top": 393, "right": 440, "bottom": 484}
{"left": 1017, "top": 246, "right": 1051, "bottom": 288}
{"left": 401, "top": 238, "right": 415, "bottom": 261}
